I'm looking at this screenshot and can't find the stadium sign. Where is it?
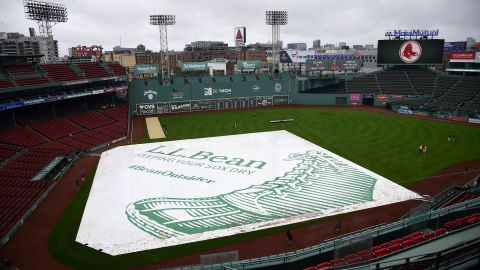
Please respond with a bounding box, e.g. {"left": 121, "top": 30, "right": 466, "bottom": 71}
{"left": 280, "top": 50, "right": 361, "bottom": 63}
{"left": 132, "top": 64, "right": 159, "bottom": 74}
{"left": 76, "top": 131, "right": 421, "bottom": 255}
{"left": 181, "top": 62, "right": 208, "bottom": 72}
{"left": 144, "top": 90, "right": 158, "bottom": 100}
{"left": 234, "top": 27, "right": 246, "bottom": 47}
{"left": 377, "top": 39, "right": 444, "bottom": 65}
{"left": 399, "top": 41, "right": 422, "bottom": 64}
{"left": 449, "top": 52, "right": 476, "bottom": 63}
{"left": 72, "top": 45, "right": 103, "bottom": 57}
{"left": 444, "top": 41, "right": 467, "bottom": 52}
{"left": 203, "top": 87, "right": 232, "bottom": 96}
{"left": 136, "top": 103, "right": 157, "bottom": 114}
{"left": 385, "top": 29, "right": 439, "bottom": 37}
{"left": 236, "top": 60, "right": 260, "bottom": 70}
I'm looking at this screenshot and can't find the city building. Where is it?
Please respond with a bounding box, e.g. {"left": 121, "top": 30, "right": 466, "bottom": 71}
{"left": 323, "top": 43, "right": 335, "bottom": 49}
{"left": 0, "top": 31, "right": 58, "bottom": 62}
{"left": 352, "top": 45, "right": 364, "bottom": 50}
{"left": 466, "top": 37, "right": 476, "bottom": 49}
{"left": 365, "top": 44, "right": 375, "bottom": 50}
{"left": 313, "top": 39, "right": 321, "bottom": 49}
{"left": 287, "top": 43, "right": 307, "bottom": 50}
{"left": 184, "top": 41, "right": 229, "bottom": 51}
{"left": 338, "top": 42, "right": 347, "bottom": 47}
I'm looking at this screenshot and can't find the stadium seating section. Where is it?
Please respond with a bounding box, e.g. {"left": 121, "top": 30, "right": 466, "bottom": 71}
{"left": 3, "top": 64, "right": 36, "bottom": 74}
{"left": 40, "top": 63, "right": 83, "bottom": 82}
{"left": 0, "top": 79, "right": 14, "bottom": 89}
{"left": 0, "top": 104, "right": 128, "bottom": 239}
{"left": 304, "top": 212, "right": 480, "bottom": 270}
{"left": 75, "top": 62, "right": 112, "bottom": 78}
{"left": 107, "top": 63, "right": 126, "bottom": 76}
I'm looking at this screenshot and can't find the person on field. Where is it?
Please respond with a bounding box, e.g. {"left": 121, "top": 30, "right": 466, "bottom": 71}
{"left": 419, "top": 144, "right": 423, "bottom": 153}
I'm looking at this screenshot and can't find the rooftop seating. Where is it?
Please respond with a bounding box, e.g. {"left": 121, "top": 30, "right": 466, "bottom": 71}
{"left": 4, "top": 64, "right": 35, "bottom": 74}
{"left": 15, "top": 76, "right": 49, "bottom": 86}
{"left": 107, "top": 63, "right": 126, "bottom": 76}
{"left": 41, "top": 63, "right": 83, "bottom": 82}
{"left": 74, "top": 62, "right": 111, "bottom": 78}
{"left": 0, "top": 79, "right": 14, "bottom": 89}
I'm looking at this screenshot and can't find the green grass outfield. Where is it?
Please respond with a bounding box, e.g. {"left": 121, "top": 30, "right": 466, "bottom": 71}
{"left": 49, "top": 107, "right": 480, "bottom": 269}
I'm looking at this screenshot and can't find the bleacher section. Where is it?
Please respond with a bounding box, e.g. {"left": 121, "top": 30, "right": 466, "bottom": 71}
{"left": 377, "top": 69, "right": 416, "bottom": 95}
{"left": 305, "top": 212, "right": 480, "bottom": 270}
{"left": 0, "top": 104, "right": 128, "bottom": 241}
{"left": 429, "top": 77, "right": 480, "bottom": 110}
{"left": 41, "top": 63, "right": 83, "bottom": 82}
{"left": 406, "top": 68, "right": 437, "bottom": 95}
{"left": 107, "top": 63, "right": 126, "bottom": 76}
{"left": 75, "top": 62, "right": 111, "bottom": 78}
{"left": 346, "top": 74, "right": 379, "bottom": 93}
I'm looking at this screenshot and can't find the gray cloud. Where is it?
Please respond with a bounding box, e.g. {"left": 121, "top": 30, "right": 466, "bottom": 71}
{"left": 1, "top": 0, "right": 479, "bottom": 56}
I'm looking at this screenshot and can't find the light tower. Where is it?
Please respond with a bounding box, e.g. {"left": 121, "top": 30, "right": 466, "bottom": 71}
{"left": 150, "top": 14, "right": 175, "bottom": 84}
{"left": 24, "top": 0, "right": 68, "bottom": 63}
{"left": 265, "top": 10, "right": 288, "bottom": 75}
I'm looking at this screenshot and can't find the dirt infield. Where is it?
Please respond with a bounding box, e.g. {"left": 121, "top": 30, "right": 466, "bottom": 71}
{"left": 0, "top": 110, "right": 479, "bottom": 270}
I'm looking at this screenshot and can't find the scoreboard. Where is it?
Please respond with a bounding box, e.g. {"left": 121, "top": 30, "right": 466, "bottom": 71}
{"left": 377, "top": 39, "right": 444, "bottom": 65}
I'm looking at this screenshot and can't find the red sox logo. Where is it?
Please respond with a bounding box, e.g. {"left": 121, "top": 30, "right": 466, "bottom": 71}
{"left": 399, "top": 41, "right": 422, "bottom": 63}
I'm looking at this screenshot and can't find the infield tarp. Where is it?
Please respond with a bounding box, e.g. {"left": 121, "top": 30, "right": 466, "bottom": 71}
{"left": 76, "top": 131, "right": 421, "bottom": 255}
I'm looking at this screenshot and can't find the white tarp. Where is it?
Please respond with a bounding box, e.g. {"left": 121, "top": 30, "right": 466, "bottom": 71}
{"left": 76, "top": 130, "right": 421, "bottom": 255}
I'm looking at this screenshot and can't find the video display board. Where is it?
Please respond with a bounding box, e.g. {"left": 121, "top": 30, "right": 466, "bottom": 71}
{"left": 377, "top": 39, "right": 444, "bottom": 65}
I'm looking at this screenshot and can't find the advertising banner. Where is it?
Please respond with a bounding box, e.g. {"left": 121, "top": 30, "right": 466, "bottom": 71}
{"left": 350, "top": 94, "right": 361, "bottom": 101}
{"left": 76, "top": 131, "right": 420, "bottom": 255}
{"left": 280, "top": 50, "right": 360, "bottom": 63}
{"left": 377, "top": 39, "right": 444, "bottom": 65}
{"left": 191, "top": 100, "right": 214, "bottom": 111}
{"left": 64, "top": 91, "right": 91, "bottom": 99}
{"left": 377, "top": 94, "right": 388, "bottom": 102}
{"left": 132, "top": 64, "right": 160, "bottom": 74}
{"left": 181, "top": 62, "right": 208, "bottom": 72}
{"left": 157, "top": 103, "right": 170, "bottom": 114}
{"left": 444, "top": 42, "right": 467, "bottom": 52}
{"left": 272, "top": 95, "right": 289, "bottom": 105}
{"left": 234, "top": 27, "right": 246, "bottom": 47}
{"left": 136, "top": 103, "right": 157, "bottom": 115}
{"left": 236, "top": 60, "right": 260, "bottom": 70}
{"left": 449, "top": 52, "right": 476, "bottom": 63}
{"left": 170, "top": 101, "right": 192, "bottom": 113}
{"left": 256, "top": 96, "right": 273, "bottom": 107}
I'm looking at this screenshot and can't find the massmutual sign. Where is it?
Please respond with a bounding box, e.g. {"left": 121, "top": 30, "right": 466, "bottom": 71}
{"left": 76, "top": 131, "right": 421, "bottom": 255}
{"left": 181, "top": 62, "right": 208, "bottom": 72}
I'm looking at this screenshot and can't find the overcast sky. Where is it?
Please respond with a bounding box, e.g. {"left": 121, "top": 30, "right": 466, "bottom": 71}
{"left": 1, "top": 0, "right": 479, "bottom": 56}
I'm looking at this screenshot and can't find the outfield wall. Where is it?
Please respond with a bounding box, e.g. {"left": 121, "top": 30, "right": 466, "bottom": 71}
{"left": 129, "top": 73, "right": 418, "bottom": 115}
{"left": 130, "top": 74, "right": 295, "bottom": 115}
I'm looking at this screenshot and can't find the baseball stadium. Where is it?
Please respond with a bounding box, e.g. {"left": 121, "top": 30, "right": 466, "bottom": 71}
{"left": 1, "top": 1, "right": 480, "bottom": 270}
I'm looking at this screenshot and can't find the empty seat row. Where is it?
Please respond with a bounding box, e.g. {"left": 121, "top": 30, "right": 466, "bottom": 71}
{"left": 306, "top": 213, "right": 480, "bottom": 270}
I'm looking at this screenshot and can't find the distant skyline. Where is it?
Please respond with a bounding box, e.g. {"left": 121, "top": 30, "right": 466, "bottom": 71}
{"left": 1, "top": 0, "right": 479, "bottom": 56}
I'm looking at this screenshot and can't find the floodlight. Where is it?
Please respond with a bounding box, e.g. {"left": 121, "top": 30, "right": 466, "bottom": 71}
{"left": 150, "top": 14, "right": 176, "bottom": 81}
